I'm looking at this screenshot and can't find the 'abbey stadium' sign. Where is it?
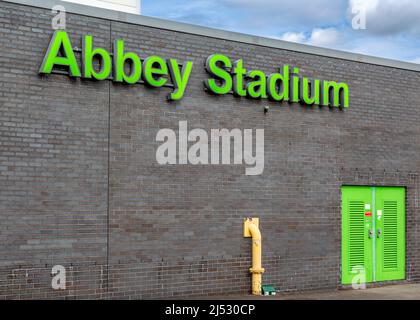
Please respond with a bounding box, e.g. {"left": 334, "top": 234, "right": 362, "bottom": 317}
{"left": 40, "top": 31, "right": 349, "bottom": 108}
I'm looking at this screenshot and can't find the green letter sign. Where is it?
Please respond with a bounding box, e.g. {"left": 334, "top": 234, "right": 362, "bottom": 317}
{"left": 39, "top": 30, "right": 81, "bottom": 77}
{"left": 142, "top": 56, "right": 168, "bottom": 87}
{"left": 113, "top": 39, "right": 142, "bottom": 84}
{"left": 167, "top": 59, "right": 194, "bottom": 101}
{"left": 204, "top": 54, "right": 233, "bottom": 95}
{"left": 40, "top": 32, "right": 349, "bottom": 108}
{"left": 82, "top": 34, "right": 112, "bottom": 80}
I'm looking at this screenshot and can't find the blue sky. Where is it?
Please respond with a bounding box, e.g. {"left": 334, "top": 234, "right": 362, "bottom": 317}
{"left": 142, "top": 0, "right": 420, "bottom": 64}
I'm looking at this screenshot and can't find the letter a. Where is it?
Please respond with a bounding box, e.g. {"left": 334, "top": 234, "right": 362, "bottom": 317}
{"left": 39, "top": 30, "right": 81, "bottom": 77}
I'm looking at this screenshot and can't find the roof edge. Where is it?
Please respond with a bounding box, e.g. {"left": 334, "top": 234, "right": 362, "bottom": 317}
{"left": 4, "top": 0, "right": 420, "bottom": 72}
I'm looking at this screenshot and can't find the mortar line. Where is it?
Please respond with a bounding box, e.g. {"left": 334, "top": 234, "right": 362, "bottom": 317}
{"left": 106, "top": 21, "right": 112, "bottom": 296}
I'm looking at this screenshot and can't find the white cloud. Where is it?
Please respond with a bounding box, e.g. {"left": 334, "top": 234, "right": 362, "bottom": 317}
{"left": 279, "top": 32, "right": 306, "bottom": 43}
{"left": 222, "top": 0, "right": 347, "bottom": 29}
{"left": 308, "top": 28, "right": 340, "bottom": 47}
{"left": 279, "top": 28, "right": 341, "bottom": 49}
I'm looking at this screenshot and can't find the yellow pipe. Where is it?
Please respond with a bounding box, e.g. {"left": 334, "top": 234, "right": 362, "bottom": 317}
{"left": 244, "top": 218, "right": 265, "bottom": 295}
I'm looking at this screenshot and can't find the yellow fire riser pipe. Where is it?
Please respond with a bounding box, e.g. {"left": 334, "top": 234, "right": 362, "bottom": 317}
{"left": 244, "top": 219, "right": 265, "bottom": 295}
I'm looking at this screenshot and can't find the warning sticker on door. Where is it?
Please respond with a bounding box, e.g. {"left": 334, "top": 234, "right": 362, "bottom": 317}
{"left": 377, "top": 210, "right": 382, "bottom": 220}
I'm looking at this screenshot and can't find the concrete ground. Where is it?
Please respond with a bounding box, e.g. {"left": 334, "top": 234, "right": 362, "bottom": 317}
{"left": 199, "top": 284, "right": 420, "bottom": 300}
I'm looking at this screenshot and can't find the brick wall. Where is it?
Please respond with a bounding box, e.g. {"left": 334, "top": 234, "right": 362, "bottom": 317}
{"left": 0, "top": 1, "right": 419, "bottom": 299}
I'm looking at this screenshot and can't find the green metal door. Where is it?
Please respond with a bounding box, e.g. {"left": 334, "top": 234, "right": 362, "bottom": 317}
{"left": 341, "top": 186, "right": 373, "bottom": 285}
{"left": 341, "top": 186, "right": 405, "bottom": 285}
{"left": 375, "top": 187, "right": 405, "bottom": 282}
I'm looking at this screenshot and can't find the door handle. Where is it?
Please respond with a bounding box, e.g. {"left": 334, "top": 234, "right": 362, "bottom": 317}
{"left": 377, "top": 229, "right": 381, "bottom": 238}
{"left": 368, "top": 230, "right": 373, "bottom": 239}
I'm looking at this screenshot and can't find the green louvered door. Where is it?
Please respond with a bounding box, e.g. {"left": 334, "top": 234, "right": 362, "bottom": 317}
{"left": 341, "top": 186, "right": 405, "bottom": 285}
{"left": 341, "top": 186, "right": 373, "bottom": 285}
{"left": 375, "top": 187, "right": 405, "bottom": 282}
